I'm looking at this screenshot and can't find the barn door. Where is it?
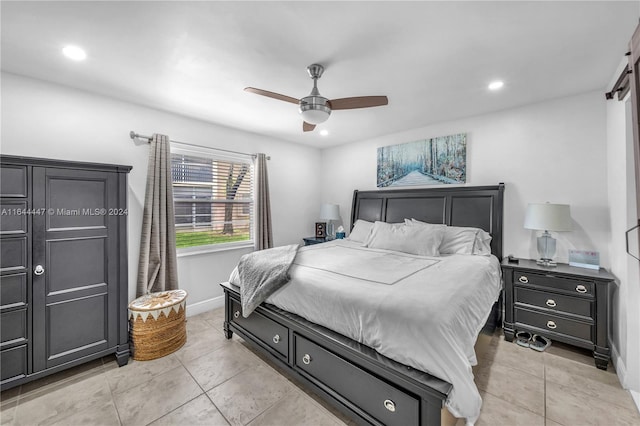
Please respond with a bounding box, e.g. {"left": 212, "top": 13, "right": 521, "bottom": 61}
{"left": 628, "top": 24, "right": 640, "bottom": 260}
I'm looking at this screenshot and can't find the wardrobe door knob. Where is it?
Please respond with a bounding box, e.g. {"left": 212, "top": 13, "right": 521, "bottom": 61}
{"left": 34, "top": 265, "right": 45, "bottom": 276}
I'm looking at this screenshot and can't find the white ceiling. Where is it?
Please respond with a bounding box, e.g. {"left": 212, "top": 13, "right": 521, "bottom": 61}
{"left": 2, "top": 1, "right": 638, "bottom": 147}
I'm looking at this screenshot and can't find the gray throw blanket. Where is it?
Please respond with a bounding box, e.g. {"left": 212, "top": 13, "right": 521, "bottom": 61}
{"left": 238, "top": 244, "right": 299, "bottom": 317}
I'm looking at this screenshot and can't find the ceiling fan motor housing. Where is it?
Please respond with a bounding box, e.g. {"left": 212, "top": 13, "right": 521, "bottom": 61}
{"left": 299, "top": 95, "right": 331, "bottom": 124}
{"left": 299, "top": 64, "right": 331, "bottom": 124}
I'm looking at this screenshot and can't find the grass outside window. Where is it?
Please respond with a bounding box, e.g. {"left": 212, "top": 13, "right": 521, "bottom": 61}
{"left": 176, "top": 230, "right": 250, "bottom": 249}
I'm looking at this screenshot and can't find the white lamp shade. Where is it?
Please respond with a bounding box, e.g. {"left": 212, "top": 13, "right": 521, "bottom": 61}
{"left": 320, "top": 203, "right": 340, "bottom": 220}
{"left": 524, "top": 203, "right": 572, "bottom": 232}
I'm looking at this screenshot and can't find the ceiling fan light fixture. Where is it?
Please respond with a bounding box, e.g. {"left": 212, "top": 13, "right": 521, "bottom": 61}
{"left": 299, "top": 95, "right": 331, "bottom": 124}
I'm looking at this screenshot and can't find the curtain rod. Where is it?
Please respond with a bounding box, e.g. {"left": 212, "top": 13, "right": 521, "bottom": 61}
{"left": 129, "top": 131, "right": 269, "bottom": 160}
{"left": 605, "top": 57, "right": 631, "bottom": 101}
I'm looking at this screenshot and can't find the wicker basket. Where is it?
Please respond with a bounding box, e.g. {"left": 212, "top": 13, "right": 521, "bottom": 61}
{"left": 128, "top": 289, "right": 187, "bottom": 361}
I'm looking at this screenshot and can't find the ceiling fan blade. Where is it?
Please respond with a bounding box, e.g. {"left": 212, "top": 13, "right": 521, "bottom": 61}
{"left": 329, "top": 96, "right": 389, "bottom": 110}
{"left": 244, "top": 87, "right": 299, "bottom": 105}
{"left": 303, "top": 122, "right": 316, "bottom": 132}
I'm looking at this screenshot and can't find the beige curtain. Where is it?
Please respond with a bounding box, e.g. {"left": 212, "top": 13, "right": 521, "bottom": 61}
{"left": 136, "top": 134, "right": 179, "bottom": 296}
{"left": 256, "top": 153, "right": 273, "bottom": 250}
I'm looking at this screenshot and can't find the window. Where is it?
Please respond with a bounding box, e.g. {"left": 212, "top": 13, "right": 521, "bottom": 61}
{"left": 171, "top": 145, "right": 254, "bottom": 253}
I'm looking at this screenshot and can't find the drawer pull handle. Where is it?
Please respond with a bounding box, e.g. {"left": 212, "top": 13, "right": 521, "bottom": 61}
{"left": 546, "top": 299, "right": 557, "bottom": 307}
{"left": 34, "top": 265, "right": 45, "bottom": 276}
{"left": 233, "top": 310, "right": 240, "bottom": 319}
{"left": 518, "top": 276, "right": 529, "bottom": 284}
{"left": 576, "top": 285, "right": 587, "bottom": 294}
{"left": 272, "top": 334, "right": 280, "bottom": 344}
{"left": 546, "top": 320, "right": 557, "bottom": 329}
{"left": 302, "top": 354, "right": 312, "bottom": 365}
{"left": 384, "top": 399, "right": 396, "bottom": 412}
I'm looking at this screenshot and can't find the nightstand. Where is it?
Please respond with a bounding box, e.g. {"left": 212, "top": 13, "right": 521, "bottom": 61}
{"left": 502, "top": 258, "right": 616, "bottom": 369}
{"left": 302, "top": 236, "right": 329, "bottom": 246}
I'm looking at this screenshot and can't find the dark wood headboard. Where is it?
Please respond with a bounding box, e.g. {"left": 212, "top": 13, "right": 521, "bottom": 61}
{"left": 351, "top": 183, "right": 505, "bottom": 260}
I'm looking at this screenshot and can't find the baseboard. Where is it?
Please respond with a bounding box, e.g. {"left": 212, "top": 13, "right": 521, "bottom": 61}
{"left": 186, "top": 295, "right": 224, "bottom": 317}
{"left": 631, "top": 390, "right": 640, "bottom": 414}
{"left": 611, "top": 343, "right": 640, "bottom": 414}
{"left": 611, "top": 342, "right": 628, "bottom": 388}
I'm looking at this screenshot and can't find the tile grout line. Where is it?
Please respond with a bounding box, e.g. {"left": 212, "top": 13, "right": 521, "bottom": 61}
{"left": 192, "top": 321, "right": 301, "bottom": 426}
{"left": 176, "top": 328, "right": 243, "bottom": 426}
{"left": 143, "top": 352, "right": 210, "bottom": 426}
{"left": 102, "top": 356, "right": 125, "bottom": 426}
{"left": 203, "top": 393, "right": 233, "bottom": 426}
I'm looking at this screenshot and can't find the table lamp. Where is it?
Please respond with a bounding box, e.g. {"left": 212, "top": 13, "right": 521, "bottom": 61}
{"left": 320, "top": 204, "right": 340, "bottom": 239}
{"left": 524, "top": 202, "right": 572, "bottom": 266}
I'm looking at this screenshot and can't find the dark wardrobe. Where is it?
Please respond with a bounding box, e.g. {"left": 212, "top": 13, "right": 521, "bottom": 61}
{"left": 1, "top": 155, "right": 131, "bottom": 390}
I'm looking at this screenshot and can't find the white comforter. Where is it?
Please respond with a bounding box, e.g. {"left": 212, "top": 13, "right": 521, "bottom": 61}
{"left": 230, "top": 239, "right": 502, "bottom": 423}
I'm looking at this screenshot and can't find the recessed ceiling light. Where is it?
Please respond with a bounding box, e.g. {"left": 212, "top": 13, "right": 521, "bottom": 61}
{"left": 62, "top": 45, "right": 87, "bottom": 61}
{"left": 319, "top": 129, "right": 329, "bottom": 136}
{"left": 488, "top": 80, "right": 504, "bottom": 91}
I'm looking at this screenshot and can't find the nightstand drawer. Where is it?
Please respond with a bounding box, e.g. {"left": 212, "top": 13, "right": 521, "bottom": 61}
{"left": 515, "top": 308, "right": 592, "bottom": 342}
{"left": 513, "top": 272, "right": 594, "bottom": 297}
{"left": 515, "top": 287, "right": 593, "bottom": 318}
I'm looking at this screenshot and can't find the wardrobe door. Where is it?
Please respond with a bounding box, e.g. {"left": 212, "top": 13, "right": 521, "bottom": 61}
{"left": 31, "top": 167, "right": 119, "bottom": 370}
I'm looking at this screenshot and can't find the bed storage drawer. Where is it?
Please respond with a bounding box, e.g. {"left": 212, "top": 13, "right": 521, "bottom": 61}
{"left": 294, "top": 334, "right": 419, "bottom": 426}
{"left": 514, "top": 287, "right": 593, "bottom": 319}
{"left": 514, "top": 307, "right": 592, "bottom": 342}
{"left": 230, "top": 298, "right": 288, "bottom": 358}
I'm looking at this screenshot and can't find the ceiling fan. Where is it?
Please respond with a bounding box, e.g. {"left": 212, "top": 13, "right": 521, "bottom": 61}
{"left": 244, "top": 64, "right": 389, "bottom": 132}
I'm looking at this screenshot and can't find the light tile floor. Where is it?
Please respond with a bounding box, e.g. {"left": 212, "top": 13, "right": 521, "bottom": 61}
{"left": 1, "top": 307, "right": 638, "bottom": 426}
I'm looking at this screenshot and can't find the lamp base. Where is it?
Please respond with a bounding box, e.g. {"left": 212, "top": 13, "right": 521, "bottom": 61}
{"left": 536, "top": 231, "right": 557, "bottom": 267}
{"left": 536, "top": 258, "right": 557, "bottom": 267}
{"left": 326, "top": 221, "right": 335, "bottom": 239}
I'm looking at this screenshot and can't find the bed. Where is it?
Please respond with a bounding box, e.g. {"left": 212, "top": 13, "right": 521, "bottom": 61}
{"left": 221, "top": 184, "right": 504, "bottom": 426}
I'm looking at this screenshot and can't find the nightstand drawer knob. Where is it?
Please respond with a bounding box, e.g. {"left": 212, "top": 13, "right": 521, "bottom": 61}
{"left": 546, "top": 320, "right": 557, "bottom": 329}
{"left": 272, "top": 334, "right": 280, "bottom": 344}
{"left": 518, "top": 276, "right": 529, "bottom": 284}
{"left": 576, "top": 285, "right": 587, "bottom": 294}
{"left": 302, "top": 354, "right": 312, "bottom": 365}
{"left": 234, "top": 310, "right": 240, "bottom": 319}
{"left": 384, "top": 399, "right": 396, "bottom": 412}
{"left": 546, "top": 299, "right": 557, "bottom": 307}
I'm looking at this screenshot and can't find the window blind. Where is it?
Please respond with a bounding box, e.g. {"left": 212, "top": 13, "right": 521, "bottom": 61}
{"left": 170, "top": 145, "right": 254, "bottom": 252}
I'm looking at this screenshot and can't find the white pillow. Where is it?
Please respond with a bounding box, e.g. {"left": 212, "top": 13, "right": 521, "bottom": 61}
{"left": 347, "top": 220, "right": 374, "bottom": 243}
{"left": 366, "top": 221, "right": 444, "bottom": 256}
{"left": 473, "top": 229, "right": 493, "bottom": 255}
{"left": 406, "top": 219, "right": 492, "bottom": 255}
{"left": 443, "top": 227, "right": 480, "bottom": 254}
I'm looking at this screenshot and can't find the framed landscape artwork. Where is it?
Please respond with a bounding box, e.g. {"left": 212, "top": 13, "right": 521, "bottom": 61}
{"left": 377, "top": 133, "right": 467, "bottom": 187}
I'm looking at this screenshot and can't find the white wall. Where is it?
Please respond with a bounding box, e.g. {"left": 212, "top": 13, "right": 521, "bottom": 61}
{"left": 321, "top": 91, "right": 611, "bottom": 267}
{"left": 606, "top": 60, "right": 640, "bottom": 406}
{"left": 0, "top": 72, "right": 322, "bottom": 312}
